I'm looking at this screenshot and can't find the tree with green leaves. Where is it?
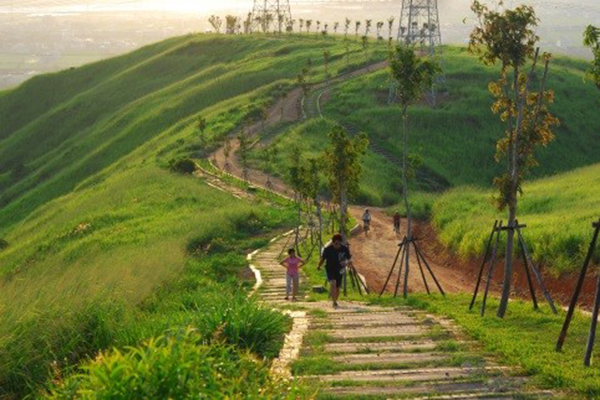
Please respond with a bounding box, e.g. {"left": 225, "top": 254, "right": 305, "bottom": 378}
{"left": 323, "top": 23, "right": 329, "bottom": 39}
{"left": 299, "top": 18, "right": 304, "bottom": 34}
{"left": 289, "top": 145, "right": 305, "bottom": 249}
{"left": 333, "top": 22, "right": 340, "bottom": 38}
{"left": 243, "top": 13, "right": 252, "bottom": 34}
{"left": 225, "top": 15, "right": 238, "bottom": 34}
{"left": 583, "top": 25, "right": 599, "bottom": 88}
{"left": 306, "top": 158, "right": 324, "bottom": 252}
{"left": 277, "top": 12, "right": 285, "bottom": 34}
{"left": 264, "top": 146, "right": 278, "bottom": 190}
{"left": 316, "top": 21, "right": 321, "bottom": 37}
{"left": 355, "top": 21, "right": 361, "bottom": 42}
{"left": 306, "top": 20, "right": 313, "bottom": 34}
{"left": 323, "top": 125, "right": 369, "bottom": 240}
{"left": 389, "top": 44, "right": 440, "bottom": 243}
{"left": 223, "top": 139, "right": 232, "bottom": 171}
{"left": 469, "top": 1, "right": 560, "bottom": 317}
{"left": 286, "top": 19, "right": 295, "bottom": 35}
{"left": 208, "top": 15, "right": 223, "bottom": 33}
{"left": 361, "top": 35, "right": 369, "bottom": 64}
{"left": 197, "top": 116, "right": 207, "bottom": 135}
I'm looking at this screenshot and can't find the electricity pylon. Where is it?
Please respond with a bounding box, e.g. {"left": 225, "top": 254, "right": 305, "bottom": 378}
{"left": 393, "top": 0, "right": 445, "bottom": 105}
{"left": 251, "top": 0, "right": 292, "bottom": 33}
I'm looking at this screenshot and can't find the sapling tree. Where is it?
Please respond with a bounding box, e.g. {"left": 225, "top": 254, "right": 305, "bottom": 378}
{"left": 197, "top": 116, "right": 207, "bottom": 135}
{"left": 583, "top": 25, "right": 599, "bottom": 88}
{"left": 323, "top": 125, "right": 368, "bottom": 240}
{"left": 243, "top": 13, "right": 252, "bottom": 34}
{"left": 316, "top": 21, "right": 321, "bottom": 37}
{"left": 355, "top": 21, "right": 361, "bottom": 42}
{"left": 238, "top": 129, "right": 251, "bottom": 182}
{"left": 388, "top": 17, "right": 395, "bottom": 43}
{"left": 286, "top": 19, "right": 295, "bottom": 35}
{"left": 299, "top": 19, "right": 304, "bottom": 34}
{"left": 376, "top": 22, "right": 384, "bottom": 41}
{"left": 324, "top": 24, "right": 329, "bottom": 39}
{"left": 334, "top": 22, "right": 340, "bottom": 38}
{"left": 277, "top": 12, "right": 285, "bottom": 34}
{"left": 389, "top": 44, "right": 439, "bottom": 243}
{"left": 365, "top": 20, "right": 372, "bottom": 37}
{"left": 225, "top": 15, "right": 238, "bottom": 34}
{"left": 361, "top": 36, "right": 369, "bottom": 64}
{"left": 208, "top": 15, "right": 223, "bottom": 33}
{"left": 344, "top": 18, "right": 352, "bottom": 41}
{"left": 264, "top": 146, "right": 278, "bottom": 190}
{"left": 306, "top": 20, "right": 313, "bottom": 34}
{"left": 223, "top": 139, "right": 232, "bottom": 171}
{"left": 289, "top": 145, "right": 305, "bottom": 249}
{"left": 469, "top": 1, "right": 560, "bottom": 317}
{"left": 306, "top": 158, "right": 324, "bottom": 251}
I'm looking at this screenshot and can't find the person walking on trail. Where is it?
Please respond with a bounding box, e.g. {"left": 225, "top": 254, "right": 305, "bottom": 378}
{"left": 362, "top": 209, "right": 372, "bottom": 233}
{"left": 393, "top": 211, "right": 401, "bottom": 234}
{"left": 281, "top": 248, "right": 305, "bottom": 301}
{"left": 318, "top": 234, "right": 353, "bottom": 309}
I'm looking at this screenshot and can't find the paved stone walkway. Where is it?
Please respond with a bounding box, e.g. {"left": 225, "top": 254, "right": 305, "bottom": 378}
{"left": 252, "top": 236, "right": 551, "bottom": 399}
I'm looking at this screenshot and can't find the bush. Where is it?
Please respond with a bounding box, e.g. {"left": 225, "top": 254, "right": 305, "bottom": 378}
{"left": 168, "top": 158, "right": 196, "bottom": 174}
{"left": 49, "top": 330, "right": 291, "bottom": 399}
{"left": 0, "top": 239, "right": 7, "bottom": 250}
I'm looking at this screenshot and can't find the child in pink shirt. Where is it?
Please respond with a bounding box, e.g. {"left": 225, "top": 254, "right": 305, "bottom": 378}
{"left": 280, "top": 248, "right": 305, "bottom": 301}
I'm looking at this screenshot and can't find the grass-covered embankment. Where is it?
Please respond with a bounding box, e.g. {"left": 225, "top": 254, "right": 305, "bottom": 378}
{"left": 432, "top": 163, "right": 600, "bottom": 274}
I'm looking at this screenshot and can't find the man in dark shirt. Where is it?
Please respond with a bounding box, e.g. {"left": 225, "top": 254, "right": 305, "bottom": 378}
{"left": 318, "top": 233, "right": 353, "bottom": 308}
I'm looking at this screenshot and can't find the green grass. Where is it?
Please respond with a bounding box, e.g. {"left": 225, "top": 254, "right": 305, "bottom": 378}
{"left": 432, "top": 163, "right": 600, "bottom": 274}
{"left": 324, "top": 46, "right": 600, "bottom": 189}
{"left": 371, "top": 293, "right": 600, "bottom": 397}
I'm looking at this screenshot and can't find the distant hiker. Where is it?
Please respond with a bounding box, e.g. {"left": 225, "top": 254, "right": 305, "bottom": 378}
{"left": 318, "top": 234, "right": 353, "bottom": 309}
{"left": 362, "top": 208, "right": 371, "bottom": 233}
{"left": 393, "top": 211, "right": 401, "bottom": 234}
{"left": 281, "top": 248, "right": 305, "bottom": 301}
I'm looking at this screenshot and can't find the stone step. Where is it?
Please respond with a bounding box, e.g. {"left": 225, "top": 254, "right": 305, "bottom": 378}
{"left": 322, "top": 380, "right": 526, "bottom": 398}
{"left": 331, "top": 351, "right": 449, "bottom": 365}
{"left": 307, "top": 366, "right": 512, "bottom": 383}
{"left": 326, "top": 326, "right": 429, "bottom": 340}
{"left": 312, "top": 320, "right": 422, "bottom": 329}
{"left": 323, "top": 340, "right": 438, "bottom": 354}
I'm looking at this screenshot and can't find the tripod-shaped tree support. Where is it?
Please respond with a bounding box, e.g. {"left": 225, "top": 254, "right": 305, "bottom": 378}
{"left": 379, "top": 236, "right": 445, "bottom": 298}
{"left": 343, "top": 265, "right": 370, "bottom": 296}
{"left": 556, "top": 218, "right": 600, "bottom": 366}
{"left": 469, "top": 220, "right": 558, "bottom": 316}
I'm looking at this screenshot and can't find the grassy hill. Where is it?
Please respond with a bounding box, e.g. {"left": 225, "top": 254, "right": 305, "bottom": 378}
{"left": 0, "top": 34, "right": 388, "bottom": 397}
{"left": 0, "top": 32, "right": 598, "bottom": 396}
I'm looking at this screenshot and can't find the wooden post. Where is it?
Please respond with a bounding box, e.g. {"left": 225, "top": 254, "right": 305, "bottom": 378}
{"left": 585, "top": 275, "right": 600, "bottom": 366}
{"left": 379, "top": 239, "right": 405, "bottom": 297}
{"left": 403, "top": 239, "right": 411, "bottom": 298}
{"left": 481, "top": 221, "right": 503, "bottom": 316}
{"left": 557, "top": 219, "right": 600, "bottom": 351}
{"left": 470, "top": 220, "right": 499, "bottom": 310}
{"left": 414, "top": 241, "right": 430, "bottom": 295}
{"left": 393, "top": 240, "right": 408, "bottom": 298}
{"left": 413, "top": 242, "right": 445, "bottom": 295}
{"left": 516, "top": 227, "right": 557, "bottom": 314}
{"left": 516, "top": 219, "right": 538, "bottom": 310}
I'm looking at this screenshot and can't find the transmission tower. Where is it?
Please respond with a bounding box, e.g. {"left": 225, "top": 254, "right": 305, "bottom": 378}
{"left": 394, "top": 0, "right": 445, "bottom": 105}
{"left": 251, "top": 0, "right": 292, "bottom": 33}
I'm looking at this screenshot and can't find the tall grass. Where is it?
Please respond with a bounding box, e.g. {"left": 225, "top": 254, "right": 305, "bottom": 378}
{"left": 432, "top": 163, "right": 600, "bottom": 274}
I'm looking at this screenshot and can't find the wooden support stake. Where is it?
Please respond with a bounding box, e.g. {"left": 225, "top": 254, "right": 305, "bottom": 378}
{"left": 379, "top": 239, "right": 405, "bottom": 297}
{"left": 557, "top": 219, "right": 600, "bottom": 351}
{"left": 516, "top": 220, "right": 538, "bottom": 310}
{"left": 413, "top": 241, "right": 445, "bottom": 296}
{"left": 585, "top": 275, "right": 600, "bottom": 366}
{"left": 481, "top": 221, "right": 503, "bottom": 316}
{"left": 470, "top": 220, "right": 499, "bottom": 310}
{"left": 403, "top": 240, "right": 411, "bottom": 298}
{"left": 414, "top": 241, "right": 430, "bottom": 295}
{"left": 516, "top": 227, "right": 557, "bottom": 314}
{"left": 393, "top": 240, "right": 408, "bottom": 298}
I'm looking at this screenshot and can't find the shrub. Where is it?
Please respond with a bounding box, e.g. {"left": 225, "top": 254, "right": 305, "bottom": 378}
{"left": 168, "top": 158, "right": 196, "bottom": 174}
{"left": 0, "top": 239, "right": 8, "bottom": 250}
{"left": 49, "top": 330, "right": 290, "bottom": 399}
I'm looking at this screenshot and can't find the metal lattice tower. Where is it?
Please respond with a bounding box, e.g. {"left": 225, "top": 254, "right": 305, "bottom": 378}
{"left": 251, "top": 0, "right": 292, "bottom": 33}
{"left": 394, "top": 0, "right": 445, "bottom": 105}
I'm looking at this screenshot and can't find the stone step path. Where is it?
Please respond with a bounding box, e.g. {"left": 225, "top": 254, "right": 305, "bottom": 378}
{"left": 251, "top": 235, "right": 551, "bottom": 399}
